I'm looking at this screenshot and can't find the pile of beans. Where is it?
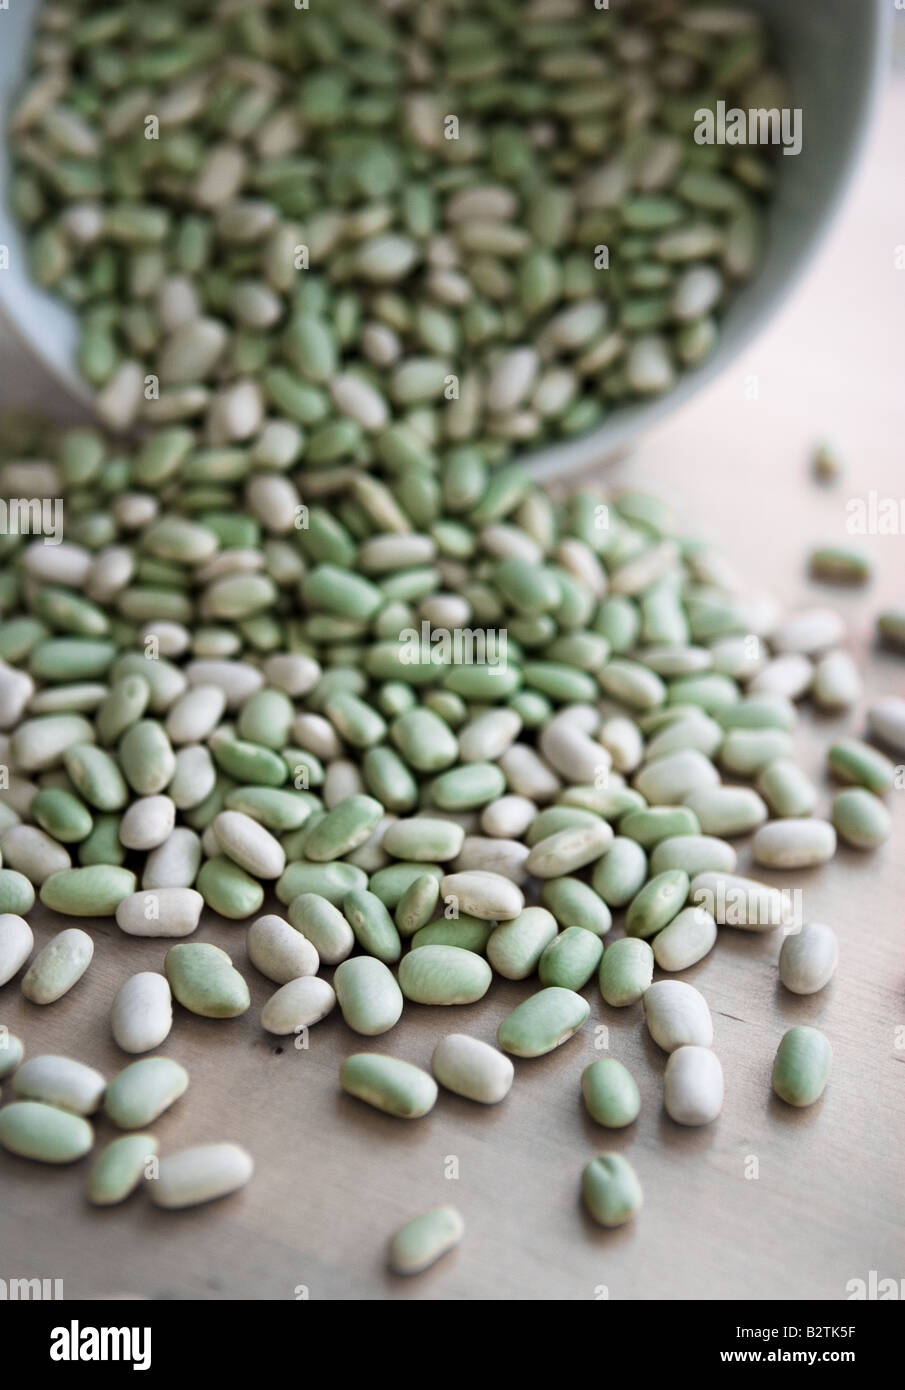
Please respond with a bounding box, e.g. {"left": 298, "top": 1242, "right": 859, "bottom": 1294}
{"left": 10, "top": 0, "right": 777, "bottom": 444}
{"left": 0, "top": 410, "right": 901, "bottom": 1258}
{"left": 0, "top": 0, "right": 902, "bottom": 1279}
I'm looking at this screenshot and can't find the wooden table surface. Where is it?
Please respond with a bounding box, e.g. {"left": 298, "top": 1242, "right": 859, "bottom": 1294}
{"left": 1, "top": 80, "right": 903, "bottom": 1306}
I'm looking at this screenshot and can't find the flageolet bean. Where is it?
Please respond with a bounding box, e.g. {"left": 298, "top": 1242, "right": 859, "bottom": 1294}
{"left": 582, "top": 1154, "right": 643, "bottom": 1228}
{"left": 13, "top": 1055, "right": 106, "bottom": 1115}
{"left": 226, "top": 786, "right": 317, "bottom": 833}
{"left": 115, "top": 887, "right": 203, "bottom": 938}
{"left": 0, "top": 868, "right": 37, "bottom": 915}
{"left": 391, "top": 709, "right": 458, "bottom": 772}
{"left": 811, "top": 651, "right": 861, "bottom": 711}
{"left": 598, "top": 937, "right": 654, "bottom": 1008}
{"left": 111, "top": 972, "right": 173, "bottom": 1054}
{"left": 581, "top": 1059, "right": 641, "bottom": 1129}
{"left": 591, "top": 836, "right": 648, "bottom": 907}
{"left": 690, "top": 871, "right": 793, "bottom": 932}
{"left": 749, "top": 654, "right": 813, "bottom": 701}
{"left": 497, "top": 986, "right": 590, "bottom": 1057}
{"left": 10, "top": 713, "right": 95, "bottom": 772}
{"left": 395, "top": 874, "right": 442, "bottom": 936}
{"left": 620, "top": 805, "right": 700, "bottom": 847}
{"left": 398, "top": 945, "right": 492, "bottom": 1006}
{"left": 634, "top": 749, "right": 719, "bottom": 804}
{"left": 411, "top": 915, "right": 493, "bottom": 953}
{"left": 751, "top": 818, "right": 836, "bottom": 869}
{"left": 649, "top": 834, "right": 737, "bottom": 876}
{"left": 756, "top": 759, "right": 818, "bottom": 819}
{"left": 119, "top": 795, "right": 176, "bottom": 850}
{"left": 164, "top": 943, "right": 250, "bottom": 1019}
{"left": 497, "top": 744, "right": 561, "bottom": 802}
{"left": 118, "top": 719, "right": 176, "bottom": 794}
{"left": 441, "top": 870, "right": 524, "bottom": 922}
{"left": 719, "top": 729, "right": 793, "bottom": 776}
{"left": 558, "top": 789, "right": 645, "bottom": 817}
{"left": 625, "top": 869, "right": 689, "bottom": 939}
{"left": 104, "top": 1057, "right": 188, "bottom": 1129}
{"left": 197, "top": 856, "right": 265, "bottom": 920}
{"left": 537, "top": 720, "right": 610, "bottom": 784}
{"left": 454, "top": 836, "right": 530, "bottom": 884}
{"left": 779, "top": 923, "right": 839, "bottom": 995}
{"left": 301, "top": 795, "right": 385, "bottom": 862}
{"left": 538, "top": 927, "right": 604, "bottom": 990}
{"left": 645, "top": 712, "right": 722, "bottom": 760}
{"left": 213, "top": 810, "right": 286, "bottom": 879}
{"left": 876, "top": 610, "right": 905, "bottom": 652}
{"left": 772, "top": 1026, "right": 832, "bottom": 1107}
{"left": 828, "top": 738, "right": 896, "bottom": 794}
{"left": 683, "top": 786, "right": 768, "bottom": 836}
{"left": 664, "top": 1046, "right": 724, "bottom": 1126}
{"left": 431, "top": 1034, "right": 514, "bottom": 1104}
{"left": 867, "top": 695, "right": 905, "bottom": 753}
{"left": 653, "top": 906, "right": 718, "bottom": 971}
{"left": 333, "top": 956, "right": 403, "bottom": 1036}
{"left": 540, "top": 876, "right": 612, "bottom": 937}
{"left": 525, "top": 819, "right": 613, "bottom": 878}
{"left": 288, "top": 893, "right": 355, "bottom": 965}
{"left": 149, "top": 1142, "right": 254, "bottom": 1208}
{"left": 388, "top": 1207, "right": 465, "bottom": 1276}
{"left": 459, "top": 709, "right": 522, "bottom": 764}
{"left": 0, "top": 912, "right": 34, "bottom": 986}
{"left": 343, "top": 889, "right": 402, "bottom": 964}
{"left": 165, "top": 684, "right": 227, "bottom": 744}
{"left": 169, "top": 746, "right": 217, "bottom": 813}
{"left": 30, "top": 787, "right": 93, "bottom": 844}
{"left": 276, "top": 860, "right": 368, "bottom": 906}
{"left": 480, "top": 793, "right": 537, "bottom": 839}
{"left": 247, "top": 914, "right": 319, "bottom": 983}
{"left": 142, "top": 827, "right": 202, "bottom": 889}
{"left": 668, "top": 673, "right": 739, "bottom": 713}
{"left": 369, "top": 862, "right": 443, "bottom": 909}
{"left": 831, "top": 787, "right": 891, "bottom": 849}
{"left": 772, "top": 608, "right": 845, "bottom": 654}
{"left": 809, "top": 546, "right": 871, "bottom": 585}
{"left": 261, "top": 976, "right": 336, "bottom": 1036}
{"left": 1, "top": 824, "right": 70, "bottom": 884}
{"left": 340, "top": 1053, "right": 437, "bottom": 1119}
{"left": 526, "top": 806, "right": 601, "bottom": 846}
{"left": 0, "top": 1100, "right": 94, "bottom": 1164}
{"left": 487, "top": 906, "right": 558, "bottom": 981}
{"left": 0, "top": 1034, "right": 25, "bottom": 1079}
{"left": 87, "top": 1134, "right": 159, "bottom": 1205}
{"left": 21, "top": 927, "right": 94, "bottom": 1004}
{"left": 382, "top": 816, "right": 464, "bottom": 862}
{"left": 643, "top": 980, "right": 713, "bottom": 1052}
{"left": 40, "top": 864, "right": 136, "bottom": 916}
{"left": 598, "top": 659, "right": 666, "bottom": 710}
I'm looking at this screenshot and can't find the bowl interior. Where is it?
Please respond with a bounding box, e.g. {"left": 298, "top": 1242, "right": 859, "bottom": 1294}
{"left": 0, "top": 0, "right": 888, "bottom": 459}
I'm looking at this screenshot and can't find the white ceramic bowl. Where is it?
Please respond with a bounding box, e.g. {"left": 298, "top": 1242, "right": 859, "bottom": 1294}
{"left": 0, "top": 0, "right": 889, "bottom": 473}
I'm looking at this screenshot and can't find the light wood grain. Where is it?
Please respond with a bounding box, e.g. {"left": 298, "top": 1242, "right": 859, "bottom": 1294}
{"left": 0, "top": 83, "right": 903, "bottom": 1304}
